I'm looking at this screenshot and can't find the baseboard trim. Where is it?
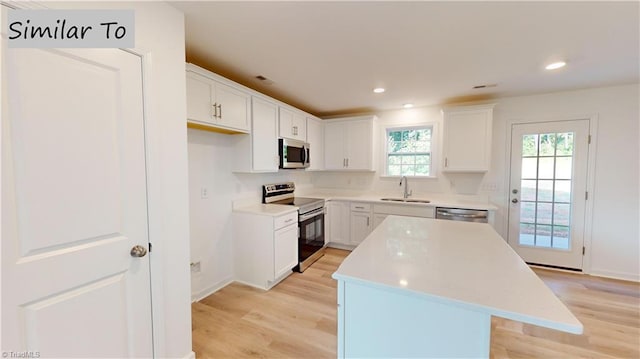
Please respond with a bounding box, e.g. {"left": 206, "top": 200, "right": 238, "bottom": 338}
{"left": 326, "top": 242, "right": 356, "bottom": 251}
{"left": 589, "top": 269, "right": 640, "bottom": 283}
{"left": 183, "top": 351, "right": 196, "bottom": 359}
{"left": 531, "top": 264, "right": 640, "bottom": 283}
{"left": 191, "top": 277, "right": 233, "bottom": 302}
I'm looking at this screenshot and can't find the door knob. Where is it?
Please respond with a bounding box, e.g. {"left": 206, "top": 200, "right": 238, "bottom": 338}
{"left": 130, "top": 245, "right": 148, "bottom": 258}
{"left": 511, "top": 198, "right": 519, "bottom": 204}
{"left": 512, "top": 189, "right": 519, "bottom": 194}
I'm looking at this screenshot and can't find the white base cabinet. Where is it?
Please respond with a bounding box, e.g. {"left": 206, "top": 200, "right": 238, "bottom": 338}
{"left": 326, "top": 201, "right": 351, "bottom": 248}
{"left": 350, "top": 202, "right": 373, "bottom": 245}
{"left": 233, "top": 211, "right": 298, "bottom": 290}
{"left": 372, "top": 203, "right": 435, "bottom": 229}
{"left": 328, "top": 200, "right": 437, "bottom": 249}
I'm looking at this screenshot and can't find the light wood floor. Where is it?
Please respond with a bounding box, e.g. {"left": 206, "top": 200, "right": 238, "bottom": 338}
{"left": 192, "top": 248, "right": 640, "bottom": 358}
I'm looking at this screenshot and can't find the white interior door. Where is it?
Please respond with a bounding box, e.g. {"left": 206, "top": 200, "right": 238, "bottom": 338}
{"left": 508, "top": 120, "right": 590, "bottom": 270}
{"left": 2, "top": 37, "right": 153, "bottom": 356}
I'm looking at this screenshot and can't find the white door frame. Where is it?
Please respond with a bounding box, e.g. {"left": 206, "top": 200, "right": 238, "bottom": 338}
{"left": 2, "top": 2, "right": 180, "bottom": 357}
{"left": 503, "top": 114, "right": 598, "bottom": 274}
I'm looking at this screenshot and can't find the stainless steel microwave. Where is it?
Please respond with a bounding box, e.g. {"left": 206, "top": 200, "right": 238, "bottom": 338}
{"left": 279, "top": 138, "right": 310, "bottom": 169}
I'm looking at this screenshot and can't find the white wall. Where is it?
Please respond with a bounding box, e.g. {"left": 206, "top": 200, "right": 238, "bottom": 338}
{"left": 187, "top": 129, "right": 313, "bottom": 300}
{"left": 56, "top": 2, "right": 193, "bottom": 357}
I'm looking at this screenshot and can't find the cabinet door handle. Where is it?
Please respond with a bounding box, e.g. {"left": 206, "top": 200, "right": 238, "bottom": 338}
{"left": 346, "top": 158, "right": 349, "bottom": 167}
{"left": 355, "top": 206, "right": 364, "bottom": 209}
{"left": 444, "top": 157, "right": 448, "bottom": 167}
{"left": 212, "top": 103, "right": 218, "bottom": 118}
{"left": 367, "top": 217, "right": 370, "bottom": 226}
{"left": 218, "top": 104, "right": 222, "bottom": 119}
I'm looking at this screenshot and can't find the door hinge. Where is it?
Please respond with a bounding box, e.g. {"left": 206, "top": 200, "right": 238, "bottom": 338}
{"left": 588, "top": 135, "right": 591, "bottom": 144}
{"left": 582, "top": 246, "right": 585, "bottom": 255}
{"left": 149, "top": 242, "right": 153, "bottom": 252}
{"left": 585, "top": 191, "right": 588, "bottom": 200}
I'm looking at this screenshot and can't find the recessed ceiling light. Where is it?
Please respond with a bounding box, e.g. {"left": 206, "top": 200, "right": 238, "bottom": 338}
{"left": 403, "top": 103, "right": 414, "bottom": 109}
{"left": 545, "top": 61, "right": 566, "bottom": 70}
{"left": 373, "top": 87, "right": 385, "bottom": 93}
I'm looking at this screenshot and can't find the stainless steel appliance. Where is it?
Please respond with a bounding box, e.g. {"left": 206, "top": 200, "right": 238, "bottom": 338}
{"left": 436, "top": 207, "right": 488, "bottom": 223}
{"left": 279, "top": 138, "right": 310, "bottom": 169}
{"left": 263, "top": 182, "right": 325, "bottom": 272}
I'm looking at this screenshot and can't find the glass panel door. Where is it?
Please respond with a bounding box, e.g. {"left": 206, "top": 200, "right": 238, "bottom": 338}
{"left": 509, "top": 120, "right": 590, "bottom": 270}
{"left": 519, "top": 132, "right": 573, "bottom": 249}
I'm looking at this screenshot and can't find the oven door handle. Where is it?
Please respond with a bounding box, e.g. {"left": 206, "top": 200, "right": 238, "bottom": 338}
{"left": 299, "top": 207, "right": 325, "bottom": 222}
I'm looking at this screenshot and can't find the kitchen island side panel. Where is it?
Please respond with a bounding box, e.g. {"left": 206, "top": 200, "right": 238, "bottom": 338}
{"left": 339, "top": 280, "right": 490, "bottom": 359}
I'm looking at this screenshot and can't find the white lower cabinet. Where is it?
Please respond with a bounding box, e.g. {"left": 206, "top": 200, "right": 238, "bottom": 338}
{"left": 233, "top": 211, "right": 298, "bottom": 290}
{"left": 327, "top": 201, "right": 436, "bottom": 249}
{"left": 350, "top": 202, "right": 372, "bottom": 245}
{"left": 373, "top": 213, "right": 389, "bottom": 229}
{"left": 373, "top": 203, "right": 435, "bottom": 230}
{"left": 327, "top": 201, "right": 351, "bottom": 248}
{"left": 274, "top": 223, "right": 298, "bottom": 279}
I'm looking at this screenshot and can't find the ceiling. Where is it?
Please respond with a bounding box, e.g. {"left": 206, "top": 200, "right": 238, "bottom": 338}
{"left": 170, "top": 1, "right": 639, "bottom": 117}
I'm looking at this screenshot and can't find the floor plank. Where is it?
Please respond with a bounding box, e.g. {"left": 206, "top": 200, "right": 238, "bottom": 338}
{"left": 192, "top": 248, "right": 640, "bottom": 358}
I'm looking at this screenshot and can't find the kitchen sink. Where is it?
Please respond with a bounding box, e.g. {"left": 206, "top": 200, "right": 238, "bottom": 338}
{"left": 380, "top": 198, "right": 431, "bottom": 203}
{"left": 405, "top": 199, "right": 431, "bottom": 203}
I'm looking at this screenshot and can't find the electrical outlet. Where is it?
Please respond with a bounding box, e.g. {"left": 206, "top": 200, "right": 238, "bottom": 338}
{"left": 200, "top": 187, "right": 209, "bottom": 199}
{"left": 481, "top": 183, "right": 498, "bottom": 192}
{"left": 190, "top": 261, "right": 201, "bottom": 273}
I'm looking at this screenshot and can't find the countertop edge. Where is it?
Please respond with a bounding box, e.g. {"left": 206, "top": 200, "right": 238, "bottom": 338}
{"left": 233, "top": 204, "right": 299, "bottom": 216}
{"left": 304, "top": 194, "right": 498, "bottom": 211}
{"left": 331, "top": 272, "right": 584, "bottom": 335}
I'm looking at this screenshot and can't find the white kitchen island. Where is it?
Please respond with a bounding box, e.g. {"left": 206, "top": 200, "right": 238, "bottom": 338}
{"left": 332, "top": 216, "right": 583, "bottom": 358}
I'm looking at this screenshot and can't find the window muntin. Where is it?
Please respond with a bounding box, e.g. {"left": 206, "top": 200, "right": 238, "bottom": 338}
{"left": 386, "top": 126, "right": 433, "bottom": 176}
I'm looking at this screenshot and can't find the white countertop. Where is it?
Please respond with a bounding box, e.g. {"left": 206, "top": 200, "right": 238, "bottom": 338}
{"left": 301, "top": 192, "right": 498, "bottom": 211}
{"left": 332, "top": 216, "right": 583, "bottom": 334}
{"left": 233, "top": 203, "right": 298, "bottom": 216}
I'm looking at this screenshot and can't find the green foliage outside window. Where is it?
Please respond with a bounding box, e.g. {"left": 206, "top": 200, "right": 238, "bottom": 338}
{"left": 386, "top": 127, "right": 432, "bottom": 176}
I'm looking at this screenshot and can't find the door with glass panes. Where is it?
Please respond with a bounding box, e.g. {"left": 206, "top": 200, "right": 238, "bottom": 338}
{"left": 508, "top": 120, "right": 590, "bottom": 270}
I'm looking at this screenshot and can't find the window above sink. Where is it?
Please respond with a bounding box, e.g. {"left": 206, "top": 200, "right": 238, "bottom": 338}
{"left": 383, "top": 121, "right": 439, "bottom": 179}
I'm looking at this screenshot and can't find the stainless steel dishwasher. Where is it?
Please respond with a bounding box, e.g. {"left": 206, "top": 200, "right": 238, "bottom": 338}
{"left": 435, "top": 207, "right": 488, "bottom": 223}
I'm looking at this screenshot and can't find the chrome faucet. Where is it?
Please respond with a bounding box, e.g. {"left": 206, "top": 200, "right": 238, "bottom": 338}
{"left": 400, "top": 176, "right": 413, "bottom": 199}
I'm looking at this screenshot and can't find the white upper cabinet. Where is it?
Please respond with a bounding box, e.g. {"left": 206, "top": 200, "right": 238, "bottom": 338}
{"left": 251, "top": 97, "right": 279, "bottom": 172}
{"left": 324, "top": 116, "right": 375, "bottom": 171}
{"left": 442, "top": 104, "right": 495, "bottom": 172}
{"left": 186, "top": 64, "right": 250, "bottom": 133}
{"left": 306, "top": 116, "right": 324, "bottom": 171}
{"left": 279, "top": 106, "right": 307, "bottom": 141}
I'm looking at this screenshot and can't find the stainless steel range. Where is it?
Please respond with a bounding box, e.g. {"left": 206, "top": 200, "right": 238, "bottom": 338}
{"left": 263, "top": 182, "right": 325, "bottom": 272}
